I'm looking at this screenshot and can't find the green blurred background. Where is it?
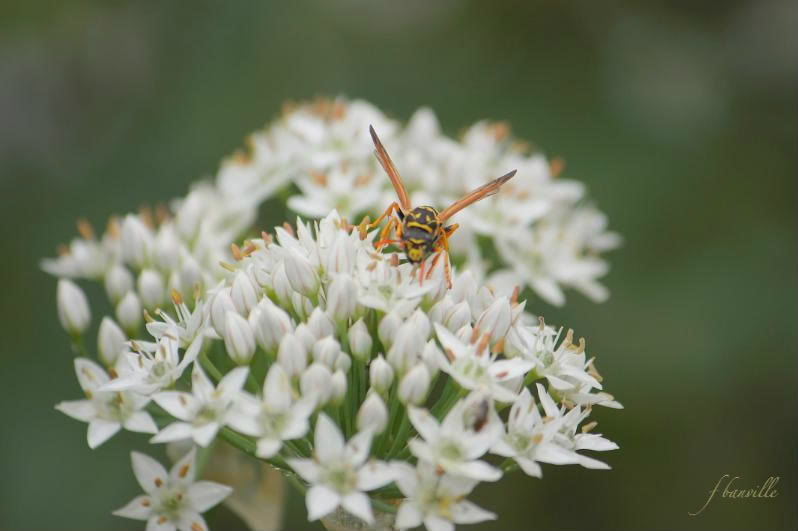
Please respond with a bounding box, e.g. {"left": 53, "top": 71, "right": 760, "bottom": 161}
{"left": 1, "top": 1, "right": 795, "bottom": 529}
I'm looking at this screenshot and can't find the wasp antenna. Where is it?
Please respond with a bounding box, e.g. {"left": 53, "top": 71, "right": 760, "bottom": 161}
{"left": 498, "top": 169, "right": 517, "bottom": 184}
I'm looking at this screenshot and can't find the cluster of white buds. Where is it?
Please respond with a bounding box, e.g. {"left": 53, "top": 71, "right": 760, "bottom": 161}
{"left": 44, "top": 100, "right": 622, "bottom": 531}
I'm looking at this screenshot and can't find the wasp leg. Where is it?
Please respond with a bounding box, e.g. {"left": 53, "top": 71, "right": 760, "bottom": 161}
{"left": 443, "top": 223, "right": 460, "bottom": 239}
{"left": 358, "top": 202, "right": 404, "bottom": 240}
{"left": 418, "top": 257, "right": 426, "bottom": 287}
{"left": 374, "top": 216, "right": 401, "bottom": 250}
{"left": 426, "top": 250, "right": 443, "bottom": 280}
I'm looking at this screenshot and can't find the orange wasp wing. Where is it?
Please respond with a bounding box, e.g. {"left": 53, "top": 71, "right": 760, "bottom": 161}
{"left": 370, "top": 125, "right": 411, "bottom": 212}
{"left": 437, "top": 169, "right": 517, "bottom": 223}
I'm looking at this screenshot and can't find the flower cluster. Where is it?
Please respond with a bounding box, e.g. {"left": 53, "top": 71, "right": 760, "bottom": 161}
{"left": 43, "top": 98, "right": 619, "bottom": 308}
{"left": 45, "top": 99, "right": 621, "bottom": 531}
{"left": 49, "top": 205, "right": 620, "bottom": 530}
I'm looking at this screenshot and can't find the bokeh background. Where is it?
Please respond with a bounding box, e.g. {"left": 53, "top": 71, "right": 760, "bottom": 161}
{"left": 1, "top": 1, "right": 795, "bottom": 530}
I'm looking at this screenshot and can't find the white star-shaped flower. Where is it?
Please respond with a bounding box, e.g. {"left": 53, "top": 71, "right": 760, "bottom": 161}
{"left": 227, "top": 363, "right": 314, "bottom": 458}
{"left": 392, "top": 460, "right": 496, "bottom": 531}
{"left": 287, "top": 414, "right": 393, "bottom": 524}
{"left": 406, "top": 394, "right": 503, "bottom": 482}
{"left": 113, "top": 448, "right": 232, "bottom": 531}
{"left": 151, "top": 364, "right": 249, "bottom": 447}
{"left": 103, "top": 330, "right": 202, "bottom": 395}
{"left": 433, "top": 323, "right": 532, "bottom": 403}
{"left": 55, "top": 358, "right": 157, "bottom": 448}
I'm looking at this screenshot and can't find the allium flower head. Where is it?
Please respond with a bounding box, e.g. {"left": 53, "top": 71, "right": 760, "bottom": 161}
{"left": 45, "top": 98, "right": 622, "bottom": 531}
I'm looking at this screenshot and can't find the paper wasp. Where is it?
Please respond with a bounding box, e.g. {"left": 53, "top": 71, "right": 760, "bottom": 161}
{"left": 359, "top": 125, "right": 516, "bottom": 288}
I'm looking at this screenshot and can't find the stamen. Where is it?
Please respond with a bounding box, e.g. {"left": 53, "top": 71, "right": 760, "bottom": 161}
{"left": 538, "top": 316, "right": 545, "bottom": 331}
{"left": 106, "top": 216, "right": 121, "bottom": 238}
{"left": 108, "top": 367, "right": 119, "bottom": 379}
{"left": 171, "top": 289, "right": 183, "bottom": 306}
{"left": 476, "top": 333, "right": 490, "bottom": 356}
{"left": 178, "top": 463, "right": 190, "bottom": 478}
{"left": 310, "top": 170, "right": 327, "bottom": 187}
{"left": 154, "top": 478, "right": 163, "bottom": 488}
{"left": 155, "top": 204, "right": 170, "bottom": 224}
{"left": 511, "top": 285, "right": 520, "bottom": 306}
{"left": 581, "top": 421, "right": 598, "bottom": 433}
{"left": 56, "top": 243, "right": 69, "bottom": 256}
{"left": 191, "top": 523, "right": 204, "bottom": 531}
{"left": 261, "top": 231, "right": 273, "bottom": 244}
{"left": 231, "top": 243, "right": 243, "bottom": 261}
{"left": 76, "top": 218, "right": 95, "bottom": 240}
{"left": 550, "top": 157, "right": 565, "bottom": 177}
{"left": 491, "top": 338, "right": 505, "bottom": 354}
{"left": 138, "top": 205, "right": 154, "bottom": 229}
{"left": 390, "top": 253, "right": 399, "bottom": 267}
{"left": 141, "top": 499, "right": 151, "bottom": 507}
{"left": 470, "top": 326, "right": 481, "bottom": 344}
{"left": 143, "top": 309, "right": 154, "bottom": 324}
{"left": 281, "top": 222, "right": 294, "bottom": 237}
{"left": 219, "top": 261, "right": 237, "bottom": 273}
{"left": 444, "top": 348, "right": 456, "bottom": 362}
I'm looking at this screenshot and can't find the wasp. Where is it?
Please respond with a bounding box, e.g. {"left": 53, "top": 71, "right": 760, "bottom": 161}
{"left": 359, "top": 125, "right": 516, "bottom": 288}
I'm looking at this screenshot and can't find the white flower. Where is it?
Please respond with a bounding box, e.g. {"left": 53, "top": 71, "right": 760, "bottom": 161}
{"left": 300, "top": 363, "right": 333, "bottom": 407}
{"left": 55, "top": 358, "right": 157, "bottom": 448}
{"left": 393, "top": 461, "right": 496, "bottom": 531}
{"left": 433, "top": 323, "right": 532, "bottom": 403}
{"left": 116, "top": 291, "right": 142, "bottom": 334}
{"left": 148, "top": 295, "right": 212, "bottom": 348}
{"left": 287, "top": 414, "right": 393, "bottom": 524}
{"left": 284, "top": 247, "right": 319, "bottom": 298}
{"left": 138, "top": 268, "right": 166, "bottom": 309}
{"left": 223, "top": 311, "right": 256, "bottom": 365}
{"left": 113, "top": 448, "right": 232, "bottom": 531}
{"left": 326, "top": 274, "right": 359, "bottom": 322}
{"left": 251, "top": 299, "right": 293, "bottom": 353}
{"left": 104, "top": 264, "right": 134, "bottom": 304}
{"left": 357, "top": 391, "right": 388, "bottom": 434}
{"left": 104, "top": 331, "right": 201, "bottom": 395}
{"left": 399, "top": 364, "right": 431, "bottom": 405}
{"left": 407, "top": 395, "right": 502, "bottom": 482}
{"left": 490, "top": 384, "right": 617, "bottom": 477}
{"left": 151, "top": 364, "right": 249, "bottom": 447}
{"left": 277, "top": 333, "right": 308, "bottom": 378}
{"left": 347, "top": 318, "right": 372, "bottom": 362}
{"left": 56, "top": 279, "right": 90, "bottom": 335}
{"left": 97, "top": 317, "right": 127, "bottom": 366}
{"left": 369, "top": 355, "right": 394, "bottom": 395}
{"left": 120, "top": 214, "right": 153, "bottom": 269}
{"left": 228, "top": 364, "right": 313, "bottom": 458}
{"left": 231, "top": 270, "right": 258, "bottom": 314}
{"left": 209, "top": 288, "right": 236, "bottom": 337}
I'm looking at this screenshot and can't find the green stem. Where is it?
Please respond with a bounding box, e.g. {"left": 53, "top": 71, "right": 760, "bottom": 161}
{"left": 199, "top": 351, "right": 223, "bottom": 383}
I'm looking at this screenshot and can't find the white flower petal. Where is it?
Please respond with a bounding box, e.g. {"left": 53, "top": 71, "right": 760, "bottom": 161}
{"left": 112, "top": 495, "right": 154, "bottom": 520}
{"left": 449, "top": 459, "right": 502, "bottom": 482}
{"left": 407, "top": 407, "right": 440, "bottom": 442}
{"left": 218, "top": 366, "right": 250, "bottom": 399}
{"left": 151, "top": 422, "right": 194, "bottom": 444}
{"left": 345, "top": 430, "right": 373, "bottom": 467}
{"left": 131, "top": 452, "right": 169, "bottom": 493}
{"left": 186, "top": 481, "right": 233, "bottom": 512}
{"left": 395, "top": 501, "right": 422, "bottom": 530}
{"left": 123, "top": 411, "right": 158, "bottom": 434}
{"left": 451, "top": 500, "right": 496, "bottom": 524}
{"left": 170, "top": 447, "right": 197, "bottom": 484}
{"left": 146, "top": 515, "right": 177, "bottom": 531}
{"left": 287, "top": 458, "right": 321, "bottom": 483}
{"left": 87, "top": 419, "right": 121, "bottom": 448}
{"left": 517, "top": 457, "right": 543, "bottom": 478}
{"left": 356, "top": 461, "right": 393, "bottom": 491}
{"left": 342, "top": 492, "right": 374, "bottom": 525}
{"left": 152, "top": 392, "right": 197, "bottom": 421}
{"left": 306, "top": 484, "right": 341, "bottom": 521}
{"left": 55, "top": 400, "right": 96, "bottom": 423}
{"left": 256, "top": 437, "right": 282, "bottom": 458}
{"left": 314, "top": 414, "right": 344, "bottom": 462}
{"left": 192, "top": 422, "right": 221, "bottom": 447}
{"left": 177, "top": 511, "right": 208, "bottom": 531}
{"left": 424, "top": 515, "right": 454, "bottom": 531}
{"left": 74, "top": 358, "right": 110, "bottom": 392}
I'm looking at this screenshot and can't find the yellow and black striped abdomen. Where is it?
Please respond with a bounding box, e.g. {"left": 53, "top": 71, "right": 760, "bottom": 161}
{"left": 401, "top": 206, "right": 441, "bottom": 263}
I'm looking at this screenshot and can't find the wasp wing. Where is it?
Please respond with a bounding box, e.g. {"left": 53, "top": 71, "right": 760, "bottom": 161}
{"left": 370, "top": 125, "right": 411, "bottom": 212}
{"left": 438, "top": 169, "right": 517, "bottom": 223}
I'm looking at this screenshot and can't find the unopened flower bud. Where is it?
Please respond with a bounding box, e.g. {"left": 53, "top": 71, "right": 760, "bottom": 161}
{"left": 455, "top": 324, "right": 473, "bottom": 344}
{"left": 312, "top": 336, "right": 341, "bottom": 368}
{"left": 231, "top": 271, "right": 258, "bottom": 314}
{"left": 387, "top": 321, "right": 424, "bottom": 376}
{"left": 294, "top": 323, "right": 316, "bottom": 353}
{"left": 326, "top": 274, "right": 358, "bottom": 322}
{"left": 307, "top": 308, "right": 335, "bottom": 339}
{"left": 116, "top": 291, "right": 141, "bottom": 335}
{"left": 300, "top": 363, "right": 332, "bottom": 407}
{"left": 224, "top": 311, "right": 256, "bottom": 365}
{"left": 137, "top": 268, "right": 165, "bottom": 309}
{"left": 292, "top": 292, "right": 312, "bottom": 321}
{"left": 357, "top": 392, "right": 388, "bottom": 434}
{"left": 104, "top": 264, "right": 134, "bottom": 304}
{"left": 369, "top": 355, "right": 394, "bottom": 395}
{"left": 120, "top": 214, "right": 152, "bottom": 269}
{"left": 451, "top": 270, "right": 477, "bottom": 304}
{"left": 334, "top": 352, "right": 351, "bottom": 373}
{"left": 179, "top": 256, "right": 203, "bottom": 296}
{"left": 421, "top": 340, "right": 442, "bottom": 378}
{"left": 277, "top": 333, "right": 307, "bottom": 378}
{"left": 153, "top": 225, "right": 180, "bottom": 272}
{"left": 326, "top": 231, "right": 355, "bottom": 275}
{"left": 444, "top": 301, "right": 472, "bottom": 332}
{"left": 378, "top": 311, "right": 402, "bottom": 349}
{"left": 263, "top": 363, "right": 291, "bottom": 413}
{"left": 272, "top": 262, "right": 293, "bottom": 308}
{"left": 476, "top": 296, "right": 511, "bottom": 342}
{"left": 407, "top": 309, "right": 431, "bottom": 341}
{"left": 210, "top": 288, "right": 236, "bottom": 337}
{"left": 97, "top": 317, "right": 126, "bottom": 366}
{"left": 348, "top": 319, "right": 372, "bottom": 362}
{"left": 428, "top": 297, "right": 453, "bottom": 324}
{"left": 57, "top": 279, "right": 90, "bottom": 335}
{"left": 330, "top": 370, "right": 347, "bottom": 406}
{"left": 253, "top": 300, "right": 293, "bottom": 352}
{"left": 399, "top": 364, "right": 430, "bottom": 405}
{"left": 284, "top": 248, "right": 319, "bottom": 298}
